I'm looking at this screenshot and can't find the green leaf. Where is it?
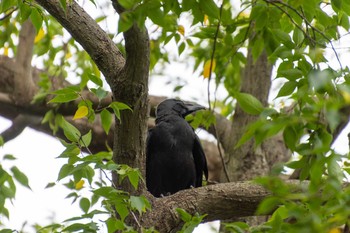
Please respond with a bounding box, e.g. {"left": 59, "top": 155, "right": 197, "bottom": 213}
{"left": 256, "top": 196, "right": 280, "bottom": 215}
{"left": 45, "top": 182, "right": 56, "bottom": 188}
{"left": 52, "top": 86, "right": 80, "bottom": 94}
{"left": 250, "top": 3, "right": 268, "bottom": 30}
{"left": 79, "top": 197, "right": 90, "bottom": 213}
{"left": 130, "top": 195, "right": 150, "bottom": 214}
{"left": 3, "top": 154, "right": 16, "bottom": 160}
{"left": 1, "top": 0, "right": 17, "bottom": 12}
{"left": 235, "top": 92, "right": 264, "bottom": 115}
{"left": 235, "top": 120, "right": 264, "bottom": 148}
{"left": 11, "top": 166, "right": 31, "bottom": 190}
{"left": 49, "top": 93, "right": 79, "bottom": 103}
{"left": 198, "top": 0, "right": 219, "bottom": 19}
{"left": 63, "top": 223, "right": 90, "bottom": 232}
{"left": 276, "top": 81, "right": 297, "bottom": 98}
{"left": 37, "top": 223, "right": 63, "bottom": 232}
{"left": 30, "top": 8, "right": 43, "bottom": 32}
{"left": 341, "top": 12, "right": 350, "bottom": 30}
{"left": 272, "top": 29, "right": 294, "bottom": 48}
{"left": 293, "top": 28, "right": 305, "bottom": 46}
{"left": 176, "top": 208, "right": 192, "bottom": 222}
{"left": 88, "top": 74, "right": 103, "bottom": 87}
{"left": 268, "top": 205, "right": 289, "bottom": 223}
{"left": 118, "top": 11, "right": 134, "bottom": 33}
{"left": 2, "top": 185, "right": 16, "bottom": 199}
{"left": 328, "top": 154, "right": 343, "bottom": 182}
{"left": 332, "top": 0, "right": 342, "bottom": 11}
{"left": 19, "top": 2, "right": 32, "bottom": 22}
{"left": 118, "top": 0, "right": 139, "bottom": 9}
{"left": 277, "top": 69, "right": 303, "bottom": 80}
{"left": 109, "top": 101, "right": 132, "bottom": 121}
{"left": 147, "top": 7, "right": 165, "bottom": 26}
{"left": 252, "top": 35, "right": 264, "bottom": 61}
{"left": 106, "top": 218, "right": 125, "bottom": 233}
{"left": 57, "top": 164, "right": 74, "bottom": 180}
{"left": 127, "top": 169, "right": 140, "bottom": 190}
{"left": 283, "top": 125, "right": 298, "bottom": 150}
{"left": 58, "top": 116, "right": 81, "bottom": 142}
{"left": 224, "top": 222, "right": 249, "bottom": 232}
{"left": 0, "top": 207, "right": 10, "bottom": 220}
{"left": 115, "top": 201, "right": 129, "bottom": 221}
{"left": 0, "top": 229, "right": 14, "bottom": 233}
{"left": 0, "top": 136, "right": 4, "bottom": 147}
{"left": 80, "top": 130, "right": 92, "bottom": 147}
{"left": 59, "top": 0, "right": 67, "bottom": 11}
{"left": 100, "top": 109, "right": 112, "bottom": 134}
{"left": 91, "top": 87, "right": 109, "bottom": 101}
{"left": 178, "top": 42, "right": 186, "bottom": 55}
{"left": 83, "top": 151, "right": 112, "bottom": 163}
{"left": 58, "top": 143, "right": 80, "bottom": 158}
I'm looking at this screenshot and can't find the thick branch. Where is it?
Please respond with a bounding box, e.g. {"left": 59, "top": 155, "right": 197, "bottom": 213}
{"left": 109, "top": 2, "right": 150, "bottom": 194}
{"left": 13, "top": 20, "right": 37, "bottom": 104}
{"left": 142, "top": 180, "right": 304, "bottom": 232}
{"left": 0, "top": 114, "right": 42, "bottom": 143}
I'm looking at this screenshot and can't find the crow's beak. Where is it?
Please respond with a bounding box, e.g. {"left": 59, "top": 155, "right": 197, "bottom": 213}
{"left": 183, "top": 102, "right": 206, "bottom": 116}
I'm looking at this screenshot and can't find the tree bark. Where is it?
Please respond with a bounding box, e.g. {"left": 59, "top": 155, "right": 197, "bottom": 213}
{"left": 220, "top": 50, "right": 282, "bottom": 182}
{"left": 141, "top": 180, "right": 306, "bottom": 232}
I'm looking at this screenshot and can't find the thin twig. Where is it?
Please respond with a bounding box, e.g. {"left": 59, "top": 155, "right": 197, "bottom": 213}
{"left": 266, "top": 0, "right": 343, "bottom": 69}
{"left": 214, "top": 125, "right": 230, "bottom": 182}
{"left": 130, "top": 211, "right": 142, "bottom": 230}
{"left": 267, "top": 1, "right": 316, "bottom": 47}
{"left": 207, "top": 1, "right": 224, "bottom": 111}
{"left": 78, "top": 130, "right": 117, "bottom": 189}
{"left": 206, "top": 0, "right": 230, "bottom": 182}
{"left": 0, "top": 7, "right": 18, "bottom": 21}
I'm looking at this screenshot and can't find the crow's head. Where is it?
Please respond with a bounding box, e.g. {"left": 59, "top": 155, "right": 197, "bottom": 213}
{"left": 156, "top": 99, "right": 205, "bottom": 118}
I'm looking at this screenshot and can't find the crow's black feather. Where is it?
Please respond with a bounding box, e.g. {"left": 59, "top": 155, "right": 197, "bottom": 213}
{"left": 146, "top": 99, "right": 208, "bottom": 197}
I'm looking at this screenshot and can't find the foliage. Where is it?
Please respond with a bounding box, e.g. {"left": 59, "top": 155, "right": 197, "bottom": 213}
{"left": 176, "top": 209, "right": 207, "bottom": 233}
{"left": 1, "top": 0, "right": 350, "bottom": 232}
{"left": 0, "top": 154, "right": 31, "bottom": 225}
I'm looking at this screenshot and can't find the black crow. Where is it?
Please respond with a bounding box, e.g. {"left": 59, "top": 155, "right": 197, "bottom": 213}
{"left": 146, "top": 99, "right": 208, "bottom": 197}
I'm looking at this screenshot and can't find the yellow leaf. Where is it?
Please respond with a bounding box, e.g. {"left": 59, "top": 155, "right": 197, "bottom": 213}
{"left": 73, "top": 106, "right": 89, "bottom": 120}
{"left": 203, "top": 59, "right": 216, "bottom": 78}
{"left": 3, "top": 46, "right": 9, "bottom": 56}
{"left": 178, "top": 25, "right": 185, "bottom": 36}
{"left": 65, "top": 51, "right": 72, "bottom": 59}
{"left": 328, "top": 228, "right": 341, "bottom": 233}
{"left": 75, "top": 180, "right": 85, "bottom": 190}
{"left": 341, "top": 90, "right": 350, "bottom": 104}
{"left": 34, "top": 28, "right": 45, "bottom": 43}
{"left": 150, "top": 40, "right": 155, "bottom": 50}
{"left": 238, "top": 11, "right": 249, "bottom": 19}
{"left": 203, "top": 14, "right": 209, "bottom": 26}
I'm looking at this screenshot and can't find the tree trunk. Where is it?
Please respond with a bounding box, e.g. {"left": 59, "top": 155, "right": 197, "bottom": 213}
{"left": 111, "top": 24, "right": 150, "bottom": 194}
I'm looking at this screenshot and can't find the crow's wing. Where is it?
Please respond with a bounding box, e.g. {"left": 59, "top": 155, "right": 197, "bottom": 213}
{"left": 146, "top": 128, "right": 159, "bottom": 196}
{"left": 193, "top": 134, "right": 208, "bottom": 187}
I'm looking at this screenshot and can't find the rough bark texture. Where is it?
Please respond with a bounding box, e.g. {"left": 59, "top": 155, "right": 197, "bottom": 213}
{"left": 111, "top": 23, "right": 150, "bottom": 193}
{"left": 13, "top": 20, "right": 37, "bottom": 104}
{"left": 141, "top": 180, "right": 306, "bottom": 232}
